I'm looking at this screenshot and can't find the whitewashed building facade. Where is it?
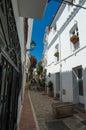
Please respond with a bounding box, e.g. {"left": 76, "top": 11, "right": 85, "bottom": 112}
{"left": 44, "top": 0, "right": 86, "bottom": 112}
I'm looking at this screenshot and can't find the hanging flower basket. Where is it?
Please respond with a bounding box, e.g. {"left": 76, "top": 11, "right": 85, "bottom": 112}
{"left": 54, "top": 51, "right": 59, "bottom": 57}
{"left": 70, "top": 35, "right": 79, "bottom": 44}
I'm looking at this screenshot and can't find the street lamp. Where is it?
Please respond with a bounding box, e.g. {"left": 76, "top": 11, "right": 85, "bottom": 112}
{"left": 26, "top": 41, "right": 36, "bottom": 51}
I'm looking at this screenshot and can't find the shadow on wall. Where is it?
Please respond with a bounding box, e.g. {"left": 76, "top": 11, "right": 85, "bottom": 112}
{"left": 46, "top": 67, "right": 86, "bottom": 111}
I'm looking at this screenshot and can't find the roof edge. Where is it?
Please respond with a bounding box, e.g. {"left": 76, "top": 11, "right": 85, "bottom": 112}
{"left": 50, "top": 0, "right": 65, "bottom": 27}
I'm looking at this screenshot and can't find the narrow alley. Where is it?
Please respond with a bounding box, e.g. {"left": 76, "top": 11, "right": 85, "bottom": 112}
{"left": 20, "top": 87, "right": 86, "bottom": 130}
{"left": 0, "top": 0, "right": 86, "bottom": 130}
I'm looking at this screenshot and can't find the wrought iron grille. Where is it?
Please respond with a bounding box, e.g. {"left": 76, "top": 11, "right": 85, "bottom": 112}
{"left": 0, "top": 0, "right": 22, "bottom": 130}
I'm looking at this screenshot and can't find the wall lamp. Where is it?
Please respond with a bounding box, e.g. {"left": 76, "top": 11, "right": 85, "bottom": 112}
{"left": 26, "top": 41, "right": 36, "bottom": 51}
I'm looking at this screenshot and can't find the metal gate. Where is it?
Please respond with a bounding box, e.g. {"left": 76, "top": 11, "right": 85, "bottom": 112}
{"left": 0, "top": 0, "right": 22, "bottom": 130}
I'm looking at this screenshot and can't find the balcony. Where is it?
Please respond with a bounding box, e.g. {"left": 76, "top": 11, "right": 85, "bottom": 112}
{"left": 17, "top": 0, "right": 48, "bottom": 19}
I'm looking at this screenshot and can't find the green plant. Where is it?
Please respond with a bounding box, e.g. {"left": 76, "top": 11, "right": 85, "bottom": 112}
{"left": 41, "top": 80, "right": 45, "bottom": 86}
{"left": 70, "top": 35, "right": 79, "bottom": 44}
{"left": 37, "top": 61, "right": 43, "bottom": 76}
{"left": 48, "top": 81, "right": 53, "bottom": 91}
{"left": 38, "top": 79, "right": 42, "bottom": 86}
{"left": 54, "top": 51, "right": 59, "bottom": 57}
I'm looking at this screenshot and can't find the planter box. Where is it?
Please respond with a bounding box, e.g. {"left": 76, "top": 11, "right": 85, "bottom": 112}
{"left": 52, "top": 102, "right": 74, "bottom": 118}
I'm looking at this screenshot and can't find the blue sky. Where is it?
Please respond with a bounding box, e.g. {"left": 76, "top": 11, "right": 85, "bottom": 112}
{"left": 31, "top": 1, "right": 60, "bottom": 63}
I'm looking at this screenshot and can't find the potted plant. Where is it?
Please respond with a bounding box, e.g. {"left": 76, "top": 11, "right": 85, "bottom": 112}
{"left": 37, "top": 79, "right": 42, "bottom": 91}
{"left": 48, "top": 81, "right": 54, "bottom": 97}
{"left": 54, "top": 51, "right": 59, "bottom": 57}
{"left": 46, "top": 26, "right": 50, "bottom": 32}
{"left": 70, "top": 35, "right": 79, "bottom": 44}
{"left": 41, "top": 79, "right": 45, "bottom": 91}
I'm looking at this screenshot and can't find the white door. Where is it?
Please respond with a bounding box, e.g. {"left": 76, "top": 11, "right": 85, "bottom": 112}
{"left": 73, "top": 67, "right": 84, "bottom": 104}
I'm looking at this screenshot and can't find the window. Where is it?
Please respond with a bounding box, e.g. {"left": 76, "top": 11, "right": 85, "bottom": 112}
{"left": 70, "top": 23, "right": 80, "bottom": 51}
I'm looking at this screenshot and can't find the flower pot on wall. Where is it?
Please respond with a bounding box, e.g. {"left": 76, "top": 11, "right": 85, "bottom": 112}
{"left": 46, "top": 26, "right": 51, "bottom": 33}
{"left": 54, "top": 51, "right": 59, "bottom": 57}
{"left": 70, "top": 35, "right": 79, "bottom": 44}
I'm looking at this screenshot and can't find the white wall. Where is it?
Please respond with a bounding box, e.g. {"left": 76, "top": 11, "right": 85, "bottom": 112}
{"left": 48, "top": 29, "right": 57, "bottom": 45}
{"left": 26, "top": 19, "right": 33, "bottom": 80}
{"left": 60, "top": 5, "right": 86, "bottom": 60}
{"left": 26, "top": 19, "right": 33, "bottom": 49}
{"left": 45, "top": 1, "right": 86, "bottom": 107}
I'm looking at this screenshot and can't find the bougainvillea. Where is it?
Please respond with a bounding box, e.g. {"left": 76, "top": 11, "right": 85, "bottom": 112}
{"left": 29, "top": 55, "right": 37, "bottom": 68}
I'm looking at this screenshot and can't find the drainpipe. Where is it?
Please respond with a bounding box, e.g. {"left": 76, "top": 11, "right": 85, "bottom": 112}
{"left": 58, "top": 31, "right": 62, "bottom": 101}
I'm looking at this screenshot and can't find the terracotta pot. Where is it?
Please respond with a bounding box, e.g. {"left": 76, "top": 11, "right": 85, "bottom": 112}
{"left": 71, "top": 38, "right": 79, "bottom": 44}
{"left": 70, "top": 35, "right": 79, "bottom": 44}
{"left": 48, "top": 91, "right": 54, "bottom": 97}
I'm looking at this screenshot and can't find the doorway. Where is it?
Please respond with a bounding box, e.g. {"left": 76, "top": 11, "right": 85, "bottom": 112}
{"left": 55, "top": 72, "right": 60, "bottom": 98}
{"left": 72, "top": 66, "right": 84, "bottom": 105}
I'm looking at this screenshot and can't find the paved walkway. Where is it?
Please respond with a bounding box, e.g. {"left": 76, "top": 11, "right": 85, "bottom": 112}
{"left": 19, "top": 88, "right": 86, "bottom": 130}
{"left": 19, "top": 88, "right": 36, "bottom": 130}
{"left": 29, "top": 90, "right": 86, "bottom": 130}
{"left": 29, "top": 90, "right": 60, "bottom": 130}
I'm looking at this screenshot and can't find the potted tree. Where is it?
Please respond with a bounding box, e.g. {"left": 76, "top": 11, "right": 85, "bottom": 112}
{"left": 48, "top": 81, "right": 54, "bottom": 97}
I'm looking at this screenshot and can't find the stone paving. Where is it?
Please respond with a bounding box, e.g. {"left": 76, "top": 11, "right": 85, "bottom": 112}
{"left": 29, "top": 90, "right": 86, "bottom": 130}
{"left": 29, "top": 90, "right": 56, "bottom": 130}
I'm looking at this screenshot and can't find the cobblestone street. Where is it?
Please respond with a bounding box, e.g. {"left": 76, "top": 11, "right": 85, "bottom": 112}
{"left": 29, "top": 90, "right": 86, "bottom": 130}
{"left": 29, "top": 90, "right": 58, "bottom": 130}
